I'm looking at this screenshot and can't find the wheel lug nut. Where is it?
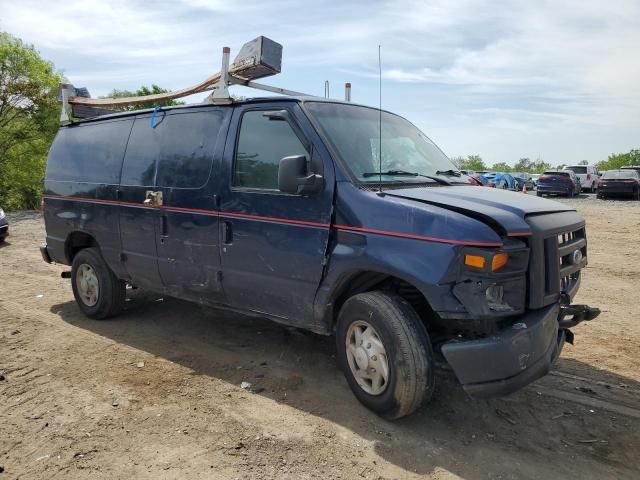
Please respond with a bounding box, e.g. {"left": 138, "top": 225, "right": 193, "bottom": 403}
{"left": 366, "top": 343, "right": 371, "bottom": 349}
{"left": 371, "top": 355, "right": 377, "bottom": 361}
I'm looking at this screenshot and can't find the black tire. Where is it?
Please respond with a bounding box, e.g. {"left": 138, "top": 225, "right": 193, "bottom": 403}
{"left": 71, "top": 247, "right": 125, "bottom": 319}
{"left": 536, "top": 191, "right": 543, "bottom": 197}
{"left": 634, "top": 188, "right": 640, "bottom": 201}
{"left": 336, "top": 291, "right": 434, "bottom": 420}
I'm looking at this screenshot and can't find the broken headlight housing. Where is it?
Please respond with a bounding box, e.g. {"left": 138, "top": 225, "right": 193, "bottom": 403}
{"left": 452, "top": 240, "right": 530, "bottom": 317}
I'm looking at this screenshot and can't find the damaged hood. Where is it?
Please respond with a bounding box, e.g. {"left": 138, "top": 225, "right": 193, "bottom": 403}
{"left": 385, "top": 186, "right": 574, "bottom": 235}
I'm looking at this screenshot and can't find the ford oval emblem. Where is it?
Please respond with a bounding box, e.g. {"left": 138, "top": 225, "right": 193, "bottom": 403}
{"left": 572, "top": 249, "right": 583, "bottom": 264}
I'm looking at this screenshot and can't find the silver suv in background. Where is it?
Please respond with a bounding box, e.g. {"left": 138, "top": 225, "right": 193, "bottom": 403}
{"left": 563, "top": 165, "right": 600, "bottom": 192}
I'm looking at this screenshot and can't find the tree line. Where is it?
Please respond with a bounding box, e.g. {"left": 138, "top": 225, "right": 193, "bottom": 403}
{"left": 452, "top": 150, "right": 640, "bottom": 175}
{"left": 1, "top": 31, "right": 638, "bottom": 209}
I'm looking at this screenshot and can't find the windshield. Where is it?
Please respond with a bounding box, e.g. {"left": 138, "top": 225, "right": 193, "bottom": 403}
{"left": 565, "top": 166, "right": 587, "bottom": 174}
{"left": 603, "top": 170, "right": 638, "bottom": 179}
{"left": 305, "top": 102, "right": 458, "bottom": 183}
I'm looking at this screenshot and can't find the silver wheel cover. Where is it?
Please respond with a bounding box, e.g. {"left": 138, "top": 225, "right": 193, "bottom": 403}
{"left": 345, "top": 321, "right": 390, "bottom": 395}
{"left": 76, "top": 263, "right": 99, "bottom": 307}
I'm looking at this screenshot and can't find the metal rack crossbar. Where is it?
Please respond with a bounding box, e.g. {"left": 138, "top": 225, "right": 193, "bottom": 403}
{"left": 59, "top": 36, "right": 352, "bottom": 124}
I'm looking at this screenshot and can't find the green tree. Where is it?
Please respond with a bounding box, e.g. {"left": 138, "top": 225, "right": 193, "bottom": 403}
{"left": 578, "top": 159, "right": 589, "bottom": 165}
{"left": 597, "top": 149, "right": 640, "bottom": 171}
{"left": 455, "top": 154, "right": 487, "bottom": 171}
{"left": 0, "top": 32, "right": 61, "bottom": 209}
{"left": 531, "top": 158, "right": 551, "bottom": 173}
{"left": 103, "top": 84, "right": 185, "bottom": 111}
{"left": 513, "top": 157, "right": 533, "bottom": 172}
{"left": 490, "top": 162, "right": 512, "bottom": 172}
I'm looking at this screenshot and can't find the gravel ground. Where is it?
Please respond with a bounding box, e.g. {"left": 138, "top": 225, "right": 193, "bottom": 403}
{"left": 1, "top": 192, "right": 639, "bottom": 479}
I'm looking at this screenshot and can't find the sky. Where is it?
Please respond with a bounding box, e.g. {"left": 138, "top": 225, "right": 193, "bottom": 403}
{"left": 2, "top": 0, "right": 639, "bottom": 165}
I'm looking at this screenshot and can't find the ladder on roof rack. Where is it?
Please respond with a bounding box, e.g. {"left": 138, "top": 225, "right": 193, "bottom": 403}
{"left": 59, "top": 36, "right": 353, "bottom": 124}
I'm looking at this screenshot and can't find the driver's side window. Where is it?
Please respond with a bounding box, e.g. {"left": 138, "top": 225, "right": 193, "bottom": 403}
{"left": 233, "top": 110, "right": 308, "bottom": 190}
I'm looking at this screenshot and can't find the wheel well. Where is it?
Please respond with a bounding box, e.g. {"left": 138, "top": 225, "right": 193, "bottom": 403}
{"left": 332, "top": 272, "right": 436, "bottom": 331}
{"left": 65, "top": 231, "right": 99, "bottom": 262}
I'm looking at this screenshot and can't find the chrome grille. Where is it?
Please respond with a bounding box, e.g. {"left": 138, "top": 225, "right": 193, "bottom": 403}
{"left": 525, "top": 211, "right": 587, "bottom": 309}
{"left": 551, "top": 226, "right": 587, "bottom": 299}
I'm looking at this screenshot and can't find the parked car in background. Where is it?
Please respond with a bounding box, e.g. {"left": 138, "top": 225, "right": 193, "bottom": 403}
{"left": 0, "top": 207, "right": 8, "bottom": 242}
{"left": 562, "top": 165, "right": 599, "bottom": 192}
{"left": 478, "top": 172, "right": 517, "bottom": 190}
{"left": 531, "top": 174, "right": 541, "bottom": 188}
{"left": 537, "top": 170, "right": 582, "bottom": 197}
{"left": 511, "top": 172, "right": 535, "bottom": 191}
{"left": 596, "top": 169, "right": 640, "bottom": 200}
{"left": 620, "top": 165, "right": 640, "bottom": 175}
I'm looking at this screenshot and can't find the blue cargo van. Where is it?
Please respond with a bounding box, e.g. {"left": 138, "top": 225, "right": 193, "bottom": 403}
{"left": 41, "top": 98, "right": 599, "bottom": 419}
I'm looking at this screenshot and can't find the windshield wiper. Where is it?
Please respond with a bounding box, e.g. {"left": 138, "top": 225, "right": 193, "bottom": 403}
{"left": 435, "top": 169, "right": 462, "bottom": 177}
{"left": 361, "top": 170, "right": 451, "bottom": 185}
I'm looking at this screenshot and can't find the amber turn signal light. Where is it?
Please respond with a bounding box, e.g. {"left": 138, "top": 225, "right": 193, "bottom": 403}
{"left": 491, "top": 253, "right": 509, "bottom": 271}
{"left": 464, "top": 252, "right": 509, "bottom": 271}
{"left": 464, "top": 254, "right": 485, "bottom": 269}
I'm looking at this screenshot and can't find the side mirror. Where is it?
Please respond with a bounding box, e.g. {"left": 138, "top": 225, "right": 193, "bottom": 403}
{"left": 278, "top": 155, "right": 324, "bottom": 195}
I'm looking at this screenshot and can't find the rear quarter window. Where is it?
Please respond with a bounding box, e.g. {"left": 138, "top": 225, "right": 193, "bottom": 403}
{"left": 122, "top": 109, "right": 224, "bottom": 188}
{"left": 46, "top": 119, "right": 133, "bottom": 184}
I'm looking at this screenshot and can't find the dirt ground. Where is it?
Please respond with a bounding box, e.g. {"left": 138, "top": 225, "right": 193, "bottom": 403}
{"left": 1, "top": 193, "right": 639, "bottom": 479}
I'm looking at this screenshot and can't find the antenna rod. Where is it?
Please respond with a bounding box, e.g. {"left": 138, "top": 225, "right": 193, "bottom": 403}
{"left": 378, "top": 45, "right": 383, "bottom": 193}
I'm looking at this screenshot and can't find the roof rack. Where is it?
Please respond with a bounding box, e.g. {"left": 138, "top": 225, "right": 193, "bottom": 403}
{"left": 59, "top": 36, "right": 352, "bottom": 124}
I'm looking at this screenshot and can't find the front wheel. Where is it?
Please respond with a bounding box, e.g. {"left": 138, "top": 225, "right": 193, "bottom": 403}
{"left": 71, "top": 247, "right": 125, "bottom": 319}
{"left": 336, "top": 292, "right": 434, "bottom": 420}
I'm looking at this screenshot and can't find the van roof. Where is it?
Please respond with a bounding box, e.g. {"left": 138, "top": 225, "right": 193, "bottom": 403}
{"left": 66, "top": 96, "right": 365, "bottom": 125}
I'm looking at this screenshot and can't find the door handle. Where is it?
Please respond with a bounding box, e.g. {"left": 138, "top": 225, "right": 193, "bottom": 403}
{"left": 222, "top": 220, "right": 233, "bottom": 244}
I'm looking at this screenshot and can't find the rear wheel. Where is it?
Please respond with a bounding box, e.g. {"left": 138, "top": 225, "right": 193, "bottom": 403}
{"left": 634, "top": 187, "right": 640, "bottom": 201}
{"left": 71, "top": 247, "right": 125, "bottom": 319}
{"left": 536, "top": 191, "right": 543, "bottom": 197}
{"left": 336, "top": 291, "right": 434, "bottom": 420}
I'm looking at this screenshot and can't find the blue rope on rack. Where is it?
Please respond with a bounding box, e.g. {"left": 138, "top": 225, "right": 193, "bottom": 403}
{"left": 150, "top": 106, "right": 161, "bottom": 128}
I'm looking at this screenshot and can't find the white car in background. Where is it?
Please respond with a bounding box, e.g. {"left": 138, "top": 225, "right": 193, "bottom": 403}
{"left": 563, "top": 165, "right": 600, "bottom": 192}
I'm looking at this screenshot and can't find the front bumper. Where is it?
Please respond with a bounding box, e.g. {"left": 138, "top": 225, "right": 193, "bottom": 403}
{"left": 441, "top": 302, "right": 599, "bottom": 397}
{"left": 0, "top": 223, "right": 8, "bottom": 238}
{"left": 40, "top": 243, "right": 52, "bottom": 263}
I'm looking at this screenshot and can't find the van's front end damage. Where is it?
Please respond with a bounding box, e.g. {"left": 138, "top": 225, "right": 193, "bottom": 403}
{"left": 441, "top": 302, "right": 599, "bottom": 396}
{"left": 439, "top": 209, "right": 599, "bottom": 396}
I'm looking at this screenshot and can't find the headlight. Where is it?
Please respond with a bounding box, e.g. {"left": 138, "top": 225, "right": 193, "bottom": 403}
{"left": 452, "top": 241, "right": 530, "bottom": 317}
{"left": 0, "top": 208, "right": 5, "bottom": 219}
